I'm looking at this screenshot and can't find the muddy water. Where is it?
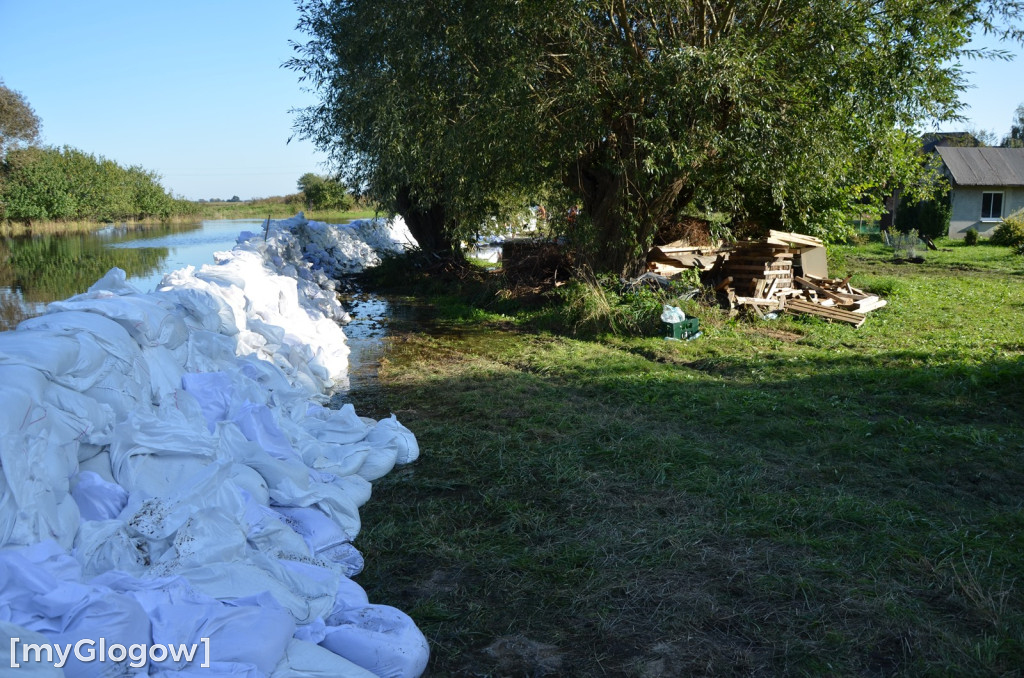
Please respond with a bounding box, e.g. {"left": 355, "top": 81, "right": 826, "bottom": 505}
{"left": 329, "top": 289, "right": 442, "bottom": 416}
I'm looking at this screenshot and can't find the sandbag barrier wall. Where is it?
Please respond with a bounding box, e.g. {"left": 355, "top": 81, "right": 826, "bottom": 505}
{"left": 0, "top": 214, "right": 429, "bottom": 677}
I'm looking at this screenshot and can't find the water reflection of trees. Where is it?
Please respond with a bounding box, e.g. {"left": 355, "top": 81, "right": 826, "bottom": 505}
{"left": 0, "top": 289, "right": 39, "bottom": 331}
{"left": 0, "top": 232, "right": 170, "bottom": 304}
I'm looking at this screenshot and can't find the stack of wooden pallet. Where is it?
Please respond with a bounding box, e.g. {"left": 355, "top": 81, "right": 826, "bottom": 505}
{"left": 716, "top": 240, "right": 801, "bottom": 311}
{"left": 712, "top": 233, "right": 886, "bottom": 327}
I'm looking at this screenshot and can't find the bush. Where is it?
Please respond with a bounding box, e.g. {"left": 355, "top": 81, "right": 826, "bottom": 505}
{"left": 891, "top": 228, "right": 923, "bottom": 260}
{"left": 0, "top": 145, "right": 185, "bottom": 222}
{"left": 894, "top": 191, "right": 950, "bottom": 240}
{"left": 991, "top": 211, "right": 1024, "bottom": 248}
{"left": 963, "top": 227, "right": 979, "bottom": 246}
{"left": 554, "top": 271, "right": 701, "bottom": 337}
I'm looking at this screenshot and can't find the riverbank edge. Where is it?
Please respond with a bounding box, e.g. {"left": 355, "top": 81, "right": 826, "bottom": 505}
{"left": 1, "top": 207, "right": 383, "bottom": 238}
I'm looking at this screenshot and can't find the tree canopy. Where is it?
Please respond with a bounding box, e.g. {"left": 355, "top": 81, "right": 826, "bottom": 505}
{"left": 297, "top": 172, "right": 353, "bottom": 210}
{"left": 1, "top": 146, "right": 192, "bottom": 223}
{"left": 289, "top": 0, "right": 1024, "bottom": 275}
{"left": 0, "top": 81, "right": 41, "bottom": 156}
{"left": 1002, "top": 103, "right": 1024, "bottom": 148}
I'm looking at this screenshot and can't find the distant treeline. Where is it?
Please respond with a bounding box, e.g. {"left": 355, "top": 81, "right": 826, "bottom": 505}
{"left": 0, "top": 146, "right": 197, "bottom": 223}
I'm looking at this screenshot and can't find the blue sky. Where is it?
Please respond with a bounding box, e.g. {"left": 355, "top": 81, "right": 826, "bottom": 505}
{"left": 1, "top": 1, "right": 1022, "bottom": 201}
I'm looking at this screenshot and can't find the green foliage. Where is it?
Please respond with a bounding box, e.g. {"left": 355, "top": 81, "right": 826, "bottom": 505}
{"left": 0, "top": 146, "right": 190, "bottom": 223}
{"left": 290, "top": 0, "right": 1023, "bottom": 277}
{"left": 0, "top": 81, "right": 40, "bottom": 155}
{"left": 296, "top": 173, "right": 353, "bottom": 211}
{"left": 895, "top": 189, "right": 951, "bottom": 240}
{"left": 1001, "top": 103, "right": 1024, "bottom": 148}
{"left": 991, "top": 210, "right": 1024, "bottom": 248}
{"left": 554, "top": 271, "right": 701, "bottom": 337}
{"left": 891, "top": 228, "right": 924, "bottom": 260}
{"left": 964, "top": 227, "right": 979, "bottom": 245}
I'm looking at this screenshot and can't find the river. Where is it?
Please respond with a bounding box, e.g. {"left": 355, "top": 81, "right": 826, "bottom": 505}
{"left": 0, "top": 218, "right": 391, "bottom": 389}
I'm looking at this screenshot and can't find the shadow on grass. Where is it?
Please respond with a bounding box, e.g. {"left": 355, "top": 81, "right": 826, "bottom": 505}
{"left": 346, "top": 332, "right": 1024, "bottom": 677}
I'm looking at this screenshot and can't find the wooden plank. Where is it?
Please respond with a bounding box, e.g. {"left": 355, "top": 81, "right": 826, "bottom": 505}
{"left": 786, "top": 299, "right": 865, "bottom": 327}
{"left": 851, "top": 297, "right": 887, "bottom": 314}
{"left": 794, "top": 276, "right": 850, "bottom": 303}
{"left": 726, "top": 264, "right": 788, "bottom": 272}
{"left": 769, "top": 229, "right": 825, "bottom": 247}
{"left": 714, "top": 276, "right": 734, "bottom": 291}
{"left": 734, "top": 296, "right": 784, "bottom": 309}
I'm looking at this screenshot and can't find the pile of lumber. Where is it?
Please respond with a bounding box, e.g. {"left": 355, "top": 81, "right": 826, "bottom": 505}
{"left": 643, "top": 230, "right": 887, "bottom": 327}
{"left": 716, "top": 240, "right": 800, "bottom": 311}
{"left": 712, "top": 232, "right": 885, "bottom": 327}
{"left": 785, "top": 276, "right": 887, "bottom": 328}
{"left": 646, "top": 241, "right": 720, "bottom": 277}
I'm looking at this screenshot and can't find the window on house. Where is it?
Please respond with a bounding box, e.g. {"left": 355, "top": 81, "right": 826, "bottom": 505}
{"left": 981, "top": 192, "right": 1003, "bottom": 219}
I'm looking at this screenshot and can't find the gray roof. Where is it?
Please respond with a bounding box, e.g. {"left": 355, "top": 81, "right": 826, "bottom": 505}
{"left": 936, "top": 146, "right": 1024, "bottom": 187}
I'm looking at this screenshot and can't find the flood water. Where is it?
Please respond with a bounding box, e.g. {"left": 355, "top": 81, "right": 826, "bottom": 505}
{"left": 0, "top": 218, "right": 392, "bottom": 390}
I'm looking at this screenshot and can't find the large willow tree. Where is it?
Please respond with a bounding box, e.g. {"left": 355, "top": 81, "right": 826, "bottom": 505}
{"left": 289, "top": 0, "right": 1022, "bottom": 276}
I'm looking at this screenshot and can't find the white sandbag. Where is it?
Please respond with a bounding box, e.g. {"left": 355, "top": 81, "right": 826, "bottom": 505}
{"left": 0, "top": 542, "right": 152, "bottom": 678}
{"left": 271, "top": 638, "right": 376, "bottom": 678}
{"left": 316, "top": 541, "right": 365, "bottom": 577}
{"left": 307, "top": 442, "right": 373, "bottom": 479}
{"left": 182, "top": 371, "right": 235, "bottom": 433}
{"left": 1, "top": 621, "right": 66, "bottom": 677}
{"left": 151, "top": 663, "right": 265, "bottom": 678}
{"left": 141, "top": 345, "right": 184, "bottom": 405}
{"left": 232, "top": 401, "right": 301, "bottom": 462}
{"left": 0, "top": 433, "right": 80, "bottom": 550}
{"left": 49, "top": 281, "right": 188, "bottom": 350}
{"left": 365, "top": 415, "right": 420, "bottom": 465}
{"left": 157, "top": 273, "right": 243, "bottom": 336}
{"left": 303, "top": 403, "right": 371, "bottom": 446}
{"left": 0, "top": 331, "right": 110, "bottom": 392}
{"left": 71, "top": 471, "right": 128, "bottom": 521}
{"left": 97, "top": 573, "right": 295, "bottom": 676}
{"left": 78, "top": 450, "right": 116, "bottom": 485}
{"left": 353, "top": 442, "right": 399, "bottom": 482}
{"left": 18, "top": 309, "right": 142, "bottom": 367}
{"left": 320, "top": 604, "right": 430, "bottom": 678}
{"left": 0, "top": 467, "right": 18, "bottom": 548}
{"left": 241, "top": 496, "right": 311, "bottom": 558}
{"left": 108, "top": 407, "right": 220, "bottom": 496}
{"left": 166, "top": 553, "right": 336, "bottom": 625}
{"left": 230, "top": 463, "right": 271, "bottom": 507}
{"left": 272, "top": 506, "right": 351, "bottom": 555}
{"left": 41, "top": 380, "right": 116, "bottom": 447}
{"left": 74, "top": 519, "right": 149, "bottom": 577}
{"left": 216, "top": 422, "right": 312, "bottom": 498}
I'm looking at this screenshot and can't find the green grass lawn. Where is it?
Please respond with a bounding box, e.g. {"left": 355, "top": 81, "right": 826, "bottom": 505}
{"left": 344, "top": 238, "right": 1024, "bottom": 677}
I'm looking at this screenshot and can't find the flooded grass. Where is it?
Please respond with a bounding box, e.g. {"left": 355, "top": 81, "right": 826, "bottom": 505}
{"left": 344, "top": 239, "right": 1024, "bottom": 676}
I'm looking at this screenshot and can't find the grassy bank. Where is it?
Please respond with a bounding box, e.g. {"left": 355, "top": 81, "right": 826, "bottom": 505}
{"left": 193, "top": 200, "right": 381, "bottom": 223}
{"left": 0, "top": 204, "right": 383, "bottom": 238}
{"left": 345, "top": 239, "right": 1024, "bottom": 676}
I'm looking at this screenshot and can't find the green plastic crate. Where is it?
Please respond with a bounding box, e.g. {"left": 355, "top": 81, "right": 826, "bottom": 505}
{"left": 663, "top": 317, "right": 699, "bottom": 340}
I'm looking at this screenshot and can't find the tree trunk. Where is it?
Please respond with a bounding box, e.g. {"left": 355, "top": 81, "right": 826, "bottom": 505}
{"left": 394, "top": 185, "right": 461, "bottom": 257}
{"left": 568, "top": 159, "right": 691, "bottom": 278}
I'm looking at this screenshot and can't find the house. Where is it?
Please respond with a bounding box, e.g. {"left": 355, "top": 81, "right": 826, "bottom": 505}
{"left": 935, "top": 146, "right": 1024, "bottom": 239}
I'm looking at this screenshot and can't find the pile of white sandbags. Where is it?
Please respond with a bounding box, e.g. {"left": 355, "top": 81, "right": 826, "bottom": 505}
{"left": 0, "top": 215, "right": 428, "bottom": 677}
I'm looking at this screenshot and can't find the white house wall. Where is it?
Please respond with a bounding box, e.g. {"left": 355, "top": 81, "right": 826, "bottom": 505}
{"left": 948, "top": 186, "right": 1024, "bottom": 239}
